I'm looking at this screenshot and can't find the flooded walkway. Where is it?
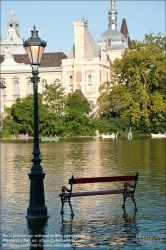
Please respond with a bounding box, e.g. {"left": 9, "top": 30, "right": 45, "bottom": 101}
{"left": 1, "top": 137, "right": 165, "bottom": 249}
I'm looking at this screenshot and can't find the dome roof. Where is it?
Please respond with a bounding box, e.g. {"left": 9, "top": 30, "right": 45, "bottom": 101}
{"left": 98, "top": 29, "right": 126, "bottom": 43}
{"left": 97, "top": 1, "right": 129, "bottom": 52}
{"left": 108, "top": 9, "right": 117, "bottom": 15}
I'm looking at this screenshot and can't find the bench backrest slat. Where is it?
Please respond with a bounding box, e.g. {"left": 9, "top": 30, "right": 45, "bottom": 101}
{"left": 69, "top": 175, "right": 136, "bottom": 185}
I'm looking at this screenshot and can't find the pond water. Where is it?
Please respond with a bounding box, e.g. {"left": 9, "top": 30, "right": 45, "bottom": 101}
{"left": 0, "top": 137, "right": 165, "bottom": 250}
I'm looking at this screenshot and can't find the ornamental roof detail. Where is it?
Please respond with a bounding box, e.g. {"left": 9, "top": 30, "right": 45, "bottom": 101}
{"left": 1, "top": 11, "right": 26, "bottom": 54}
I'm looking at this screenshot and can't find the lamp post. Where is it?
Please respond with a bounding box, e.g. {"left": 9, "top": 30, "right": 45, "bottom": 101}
{"left": 23, "top": 26, "right": 48, "bottom": 219}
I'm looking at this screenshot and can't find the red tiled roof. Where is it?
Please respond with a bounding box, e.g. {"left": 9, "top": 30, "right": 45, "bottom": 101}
{"left": 0, "top": 52, "right": 67, "bottom": 67}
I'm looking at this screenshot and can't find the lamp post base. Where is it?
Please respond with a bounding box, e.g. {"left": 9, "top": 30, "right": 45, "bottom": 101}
{"left": 26, "top": 206, "right": 49, "bottom": 220}
{"left": 26, "top": 170, "right": 49, "bottom": 220}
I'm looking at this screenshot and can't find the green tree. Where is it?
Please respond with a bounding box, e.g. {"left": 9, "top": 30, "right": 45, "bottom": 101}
{"left": 42, "top": 83, "right": 67, "bottom": 136}
{"left": 42, "top": 83, "right": 66, "bottom": 115}
{"left": 97, "top": 33, "right": 166, "bottom": 132}
{"left": 1, "top": 110, "right": 20, "bottom": 137}
{"left": 10, "top": 94, "right": 48, "bottom": 135}
{"left": 64, "top": 92, "right": 93, "bottom": 136}
{"left": 97, "top": 81, "right": 112, "bottom": 117}
{"left": 40, "top": 111, "right": 66, "bottom": 137}
{"left": 65, "top": 92, "right": 91, "bottom": 115}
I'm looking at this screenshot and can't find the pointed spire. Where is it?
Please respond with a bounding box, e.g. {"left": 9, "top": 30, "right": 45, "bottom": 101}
{"left": 10, "top": 11, "right": 15, "bottom": 18}
{"left": 108, "top": 0, "right": 117, "bottom": 30}
{"left": 120, "top": 18, "right": 128, "bottom": 38}
{"left": 120, "top": 17, "right": 132, "bottom": 48}
{"left": 7, "top": 11, "right": 19, "bottom": 29}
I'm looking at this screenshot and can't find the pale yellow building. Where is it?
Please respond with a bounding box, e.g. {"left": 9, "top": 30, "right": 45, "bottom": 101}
{"left": 1, "top": 52, "right": 66, "bottom": 108}
{"left": 61, "top": 19, "right": 111, "bottom": 112}
{"left": 0, "top": 0, "right": 131, "bottom": 114}
{"left": 0, "top": 11, "right": 67, "bottom": 110}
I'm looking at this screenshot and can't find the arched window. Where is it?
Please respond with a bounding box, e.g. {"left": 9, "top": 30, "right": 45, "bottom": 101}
{"left": 108, "top": 39, "right": 111, "bottom": 47}
{"left": 27, "top": 77, "right": 33, "bottom": 94}
{"left": 13, "top": 78, "right": 20, "bottom": 95}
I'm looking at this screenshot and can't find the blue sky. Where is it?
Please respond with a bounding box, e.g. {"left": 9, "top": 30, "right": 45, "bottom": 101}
{"left": 1, "top": 1, "right": 165, "bottom": 56}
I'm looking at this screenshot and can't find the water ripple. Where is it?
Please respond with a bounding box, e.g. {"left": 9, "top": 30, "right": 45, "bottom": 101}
{"left": 1, "top": 138, "right": 165, "bottom": 250}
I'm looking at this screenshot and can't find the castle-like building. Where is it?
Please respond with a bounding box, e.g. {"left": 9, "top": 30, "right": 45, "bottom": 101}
{"left": 0, "top": 0, "right": 131, "bottom": 115}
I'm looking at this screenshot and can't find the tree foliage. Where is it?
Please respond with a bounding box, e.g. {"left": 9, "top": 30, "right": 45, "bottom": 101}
{"left": 10, "top": 94, "right": 48, "bottom": 135}
{"left": 65, "top": 92, "right": 91, "bottom": 118}
{"left": 1, "top": 90, "right": 95, "bottom": 137}
{"left": 64, "top": 92, "right": 94, "bottom": 136}
{"left": 42, "top": 83, "right": 66, "bottom": 114}
{"left": 97, "top": 33, "right": 166, "bottom": 132}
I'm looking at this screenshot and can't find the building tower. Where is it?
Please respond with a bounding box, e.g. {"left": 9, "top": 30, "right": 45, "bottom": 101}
{"left": 108, "top": 0, "right": 118, "bottom": 30}
{"left": 98, "top": 0, "right": 128, "bottom": 62}
{"left": 1, "top": 11, "right": 26, "bottom": 55}
{"left": 61, "top": 19, "right": 111, "bottom": 111}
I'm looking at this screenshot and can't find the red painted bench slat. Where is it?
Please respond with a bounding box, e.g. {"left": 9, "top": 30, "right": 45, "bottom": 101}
{"left": 69, "top": 175, "right": 136, "bottom": 184}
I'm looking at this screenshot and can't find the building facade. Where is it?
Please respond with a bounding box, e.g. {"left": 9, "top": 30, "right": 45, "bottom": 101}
{"left": 0, "top": 52, "right": 66, "bottom": 108}
{"left": 0, "top": 11, "right": 67, "bottom": 109}
{"left": 61, "top": 19, "right": 111, "bottom": 112}
{"left": 0, "top": 0, "right": 131, "bottom": 113}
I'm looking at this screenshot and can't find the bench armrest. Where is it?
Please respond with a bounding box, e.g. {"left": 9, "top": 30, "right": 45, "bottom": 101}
{"left": 62, "top": 186, "right": 71, "bottom": 193}
{"left": 124, "top": 182, "right": 135, "bottom": 189}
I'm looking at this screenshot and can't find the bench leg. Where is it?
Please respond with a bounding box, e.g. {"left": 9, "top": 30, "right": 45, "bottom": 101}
{"left": 122, "top": 193, "right": 138, "bottom": 212}
{"left": 68, "top": 199, "right": 74, "bottom": 217}
{"left": 60, "top": 198, "right": 65, "bottom": 215}
{"left": 131, "top": 194, "right": 137, "bottom": 212}
{"left": 122, "top": 193, "right": 126, "bottom": 210}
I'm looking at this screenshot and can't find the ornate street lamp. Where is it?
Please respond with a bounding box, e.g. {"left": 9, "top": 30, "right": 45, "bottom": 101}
{"left": 23, "top": 26, "right": 48, "bottom": 219}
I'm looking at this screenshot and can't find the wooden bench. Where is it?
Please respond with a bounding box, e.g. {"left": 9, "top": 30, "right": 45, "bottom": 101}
{"left": 59, "top": 172, "right": 139, "bottom": 216}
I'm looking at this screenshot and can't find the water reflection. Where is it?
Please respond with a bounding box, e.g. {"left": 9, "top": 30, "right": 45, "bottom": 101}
{"left": 122, "top": 212, "right": 139, "bottom": 246}
{"left": 60, "top": 211, "right": 139, "bottom": 248}
{"left": 27, "top": 219, "right": 48, "bottom": 250}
